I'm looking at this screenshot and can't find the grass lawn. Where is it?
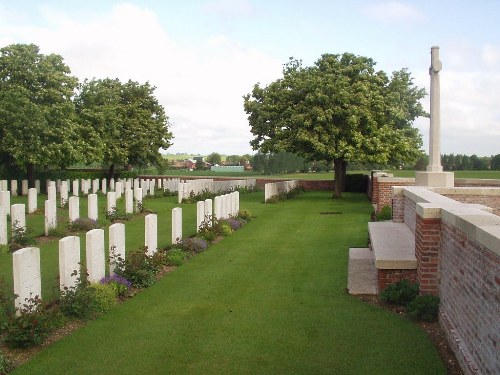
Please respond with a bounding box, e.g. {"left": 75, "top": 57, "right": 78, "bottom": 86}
{"left": 9, "top": 191, "right": 445, "bottom": 374}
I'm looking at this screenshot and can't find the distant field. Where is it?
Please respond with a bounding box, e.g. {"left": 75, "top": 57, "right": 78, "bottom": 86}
{"left": 142, "top": 169, "right": 500, "bottom": 181}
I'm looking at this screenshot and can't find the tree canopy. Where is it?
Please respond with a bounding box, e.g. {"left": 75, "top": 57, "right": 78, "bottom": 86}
{"left": 244, "top": 53, "right": 427, "bottom": 197}
{"left": 206, "top": 152, "right": 222, "bottom": 165}
{"left": 75, "top": 78, "right": 173, "bottom": 178}
{"left": 0, "top": 43, "right": 81, "bottom": 184}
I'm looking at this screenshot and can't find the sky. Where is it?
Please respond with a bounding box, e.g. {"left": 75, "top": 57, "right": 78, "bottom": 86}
{"left": 0, "top": 0, "right": 499, "bottom": 157}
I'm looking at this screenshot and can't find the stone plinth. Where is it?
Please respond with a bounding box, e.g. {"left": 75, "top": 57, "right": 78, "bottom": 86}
{"left": 415, "top": 171, "right": 454, "bottom": 188}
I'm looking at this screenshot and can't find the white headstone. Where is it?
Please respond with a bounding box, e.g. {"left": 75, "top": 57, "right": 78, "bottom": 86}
{"left": 35, "top": 180, "right": 40, "bottom": 194}
{"left": 44, "top": 199, "right": 57, "bottom": 236}
{"left": 10, "top": 180, "right": 18, "bottom": 196}
{"left": 1, "top": 180, "right": 8, "bottom": 191}
{"left": 0, "top": 191, "right": 10, "bottom": 219}
{"left": 110, "top": 178, "right": 115, "bottom": 191}
{"left": 0, "top": 206, "right": 7, "bottom": 245}
{"left": 107, "top": 192, "right": 116, "bottom": 214}
{"left": 101, "top": 178, "right": 107, "bottom": 194}
{"left": 172, "top": 207, "right": 182, "bottom": 244}
{"left": 125, "top": 189, "right": 133, "bottom": 214}
{"left": 204, "top": 199, "right": 213, "bottom": 227}
{"left": 196, "top": 201, "right": 205, "bottom": 232}
{"left": 13, "top": 247, "right": 41, "bottom": 311}
{"left": 115, "top": 181, "right": 122, "bottom": 199}
{"left": 28, "top": 188, "right": 37, "bottom": 214}
{"left": 68, "top": 196, "right": 80, "bottom": 222}
{"left": 88, "top": 194, "right": 98, "bottom": 221}
{"left": 72, "top": 180, "right": 79, "bottom": 196}
{"left": 21, "top": 180, "right": 28, "bottom": 196}
{"left": 145, "top": 214, "right": 158, "bottom": 255}
{"left": 11, "top": 204, "right": 26, "bottom": 235}
{"left": 47, "top": 185, "right": 57, "bottom": 202}
{"left": 109, "top": 223, "right": 125, "bottom": 276}
{"left": 86, "top": 229, "right": 105, "bottom": 283}
{"left": 59, "top": 236, "right": 80, "bottom": 291}
{"left": 92, "top": 179, "right": 99, "bottom": 194}
{"left": 134, "top": 188, "right": 143, "bottom": 213}
{"left": 60, "top": 181, "right": 69, "bottom": 207}
{"left": 149, "top": 184, "right": 155, "bottom": 197}
{"left": 214, "top": 196, "right": 222, "bottom": 220}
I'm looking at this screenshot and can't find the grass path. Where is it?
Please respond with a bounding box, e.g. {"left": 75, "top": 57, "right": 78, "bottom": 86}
{"left": 11, "top": 192, "right": 445, "bottom": 374}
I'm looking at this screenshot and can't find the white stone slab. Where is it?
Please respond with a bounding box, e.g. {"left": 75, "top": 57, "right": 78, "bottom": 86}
{"left": 125, "top": 189, "right": 133, "bottom": 214}
{"left": 10, "top": 180, "right": 18, "bottom": 196}
{"left": 109, "top": 223, "right": 125, "bottom": 275}
{"left": 35, "top": 180, "right": 40, "bottom": 194}
{"left": 88, "top": 194, "right": 98, "bottom": 221}
{"left": 60, "top": 181, "right": 68, "bottom": 207}
{"left": 115, "top": 181, "right": 122, "bottom": 199}
{"left": 13, "top": 247, "right": 41, "bottom": 310}
{"left": 86, "top": 229, "right": 105, "bottom": 283}
{"left": 145, "top": 214, "right": 158, "bottom": 255}
{"left": 92, "top": 179, "right": 99, "bottom": 194}
{"left": 107, "top": 191, "right": 117, "bottom": 214}
{"left": 21, "top": 180, "right": 28, "bottom": 196}
{"left": 172, "top": 207, "right": 182, "bottom": 244}
{"left": 28, "top": 188, "right": 37, "bottom": 214}
{"left": 196, "top": 201, "right": 205, "bottom": 232}
{"left": 47, "top": 185, "right": 56, "bottom": 202}
{"left": 59, "top": 236, "right": 80, "bottom": 291}
{"left": 0, "top": 191, "right": 10, "bottom": 220}
{"left": 204, "top": 199, "right": 213, "bottom": 227}
{"left": 11, "top": 204, "right": 26, "bottom": 235}
{"left": 44, "top": 199, "right": 57, "bottom": 235}
{"left": 134, "top": 188, "right": 143, "bottom": 213}
{"left": 0, "top": 206, "right": 7, "bottom": 245}
{"left": 101, "top": 178, "right": 107, "bottom": 194}
{"left": 72, "top": 180, "right": 79, "bottom": 196}
{"left": 68, "top": 196, "right": 80, "bottom": 222}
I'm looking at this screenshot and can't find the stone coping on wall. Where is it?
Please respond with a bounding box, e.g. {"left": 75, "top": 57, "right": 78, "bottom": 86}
{"left": 455, "top": 178, "right": 500, "bottom": 186}
{"left": 434, "top": 186, "right": 500, "bottom": 196}
{"left": 368, "top": 222, "right": 417, "bottom": 269}
{"left": 401, "top": 186, "right": 500, "bottom": 257}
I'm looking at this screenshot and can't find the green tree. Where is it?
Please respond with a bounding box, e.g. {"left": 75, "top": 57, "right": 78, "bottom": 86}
{"left": 225, "top": 155, "right": 241, "bottom": 165}
{"left": 206, "top": 152, "right": 222, "bottom": 165}
{"left": 75, "top": 78, "right": 173, "bottom": 179}
{"left": 490, "top": 154, "right": 500, "bottom": 170}
{"left": 0, "top": 43, "right": 82, "bottom": 185}
{"left": 244, "top": 53, "right": 426, "bottom": 198}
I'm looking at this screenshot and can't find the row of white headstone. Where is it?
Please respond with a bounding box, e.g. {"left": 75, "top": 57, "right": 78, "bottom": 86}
{"left": 178, "top": 178, "right": 256, "bottom": 203}
{"left": 0, "top": 177, "right": 182, "bottom": 197}
{"left": 264, "top": 180, "right": 299, "bottom": 202}
{"left": 11, "top": 205, "right": 184, "bottom": 311}
{"left": 195, "top": 191, "right": 240, "bottom": 231}
{"left": 9, "top": 190, "right": 241, "bottom": 311}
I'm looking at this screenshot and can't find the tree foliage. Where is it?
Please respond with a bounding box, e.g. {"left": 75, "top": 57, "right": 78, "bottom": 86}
{"left": 0, "top": 43, "right": 81, "bottom": 184}
{"left": 206, "top": 152, "right": 222, "bottom": 165}
{"left": 252, "top": 151, "right": 306, "bottom": 174}
{"left": 244, "top": 53, "right": 427, "bottom": 197}
{"left": 75, "top": 78, "right": 173, "bottom": 178}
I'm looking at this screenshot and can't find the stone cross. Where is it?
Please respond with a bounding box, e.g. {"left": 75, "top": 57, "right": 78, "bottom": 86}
{"left": 427, "top": 46, "right": 443, "bottom": 172}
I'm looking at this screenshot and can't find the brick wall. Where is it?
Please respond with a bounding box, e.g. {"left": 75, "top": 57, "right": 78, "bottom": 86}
{"left": 377, "top": 269, "right": 417, "bottom": 292}
{"left": 440, "top": 222, "right": 500, "bottom": 375}
{"left": 391, "top": 190, "right": 405, "bottom": 223}
{"left": 403, "top": 196, "right": 417, "bottom": 234}
{"left": 371, "top": 177, "right": 415, "bottom": 213}
{"left": 442, "top": 194, "right": 500, "bottom": 216}
{"left": 415, "top": 215, "right": 441, "bottom": 295}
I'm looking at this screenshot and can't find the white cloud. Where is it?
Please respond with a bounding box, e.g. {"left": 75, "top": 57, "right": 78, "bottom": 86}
{"left": 0, "top": 3, "right": 282, "bottom": 155}
{"left": 203, "top": 0, "right": 253, "bottom": 17}
{"left": 362, "top": 1, "right": 424, "bottom": 24}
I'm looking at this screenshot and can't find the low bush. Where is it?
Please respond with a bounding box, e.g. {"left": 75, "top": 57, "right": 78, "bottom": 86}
{"left": 114, "top": 247, "right": 162, "bottom": 288}
{"left": 220, "top": 223, "right": 233, "bottom": 236}
{"left": 181, "top": 237, "right": 208, "bottom": 254}
{"left": 8, "top": 221, "right": 37, "bottom": 252}
{"left": 165, "top": 248, "right": 190, "bottom": 266}
{"left": 106, "top": 208, "right": 132, "bottom": 223}
{"left": 59, "top": 283, "right": 117, "bottom": 321}
{"left": 100, "top": 275, "right": 132, "bottom": 298}
{"left": 238, "top": 209, "right": 252, "bottom": 222}
{"left": 380, "top": 280, "right": 419, "bottom": 306}
{"left": 0, "top": 350, "right": 12, "bottom": 374}
{"left": 224, "top": 218, "right": 242, "bottom": 231}
{"left": 375, "top": 205, "right": 392, "bottom": 221}
{"left": 67, "top": 218, "right": 100, "bottom": 232}
{"left": 406, "top": 295, "right": 440, "bottom": 322}
{"left": 5, "top": 295, "right": 62, "bottom": 348}
{"left": 47, "top": 224, "right": 68, "bottom": 238}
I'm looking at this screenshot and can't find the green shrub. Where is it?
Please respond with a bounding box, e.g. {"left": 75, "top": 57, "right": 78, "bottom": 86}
{"left": 8, "top": 221, "right": 37, "bottom": 252}
{"left": 67, "top": 218, "right": 100, "bottom": 232}
{"left": 0, "top": 350, "right": 12, "bottom": 374}
{"left": 0, "top": 245, "right": 9, "bottom": 255}
{"left": 375, "top": 205, "right": 392, "bottom": 221}
{"left": 47, "top": 224, "right": 68, "bottom": 238}
{"left": 114, "top": 247, "right": 162, "bottom": 288}
{"left": 238, "top": 209, "right": 252, "bottom": 221}
{"left": 220, "top": 223, "right": 232, "bottom": 236}
{"left": 5, "top": 295, "right": 62, "bottom": 348}
{"left": 0, "top": 278, "right": 16, "bottom": 333}
{"left": 407, "top": 295, "right": 440, "bottom": 322}
{"left": 106, "top": 208, "right": 132, "bottom": 222}
{"left": 380, "top": 280, "right": 419, "bottom": 306}
{"left": 59, "top": 283, "right": 117, "bottom": 320}
{"left": 165, "top": 248, "right": 190, "bottom": 266}
{"left": 181, "top": 237, "right": 208, "bottom": 253}
{"left": 100, "top": 275, "right": 132, "bottom": 298}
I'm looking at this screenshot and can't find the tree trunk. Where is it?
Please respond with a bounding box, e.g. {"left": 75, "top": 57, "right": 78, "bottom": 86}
{"left": 108, "top": 163, "right": 115, "bottom": 182}
{"left": 332, "top": 158, "right": 348, "bottom": 199}
{"left": 26, "top": 163, "right": 35, "bottom": 188}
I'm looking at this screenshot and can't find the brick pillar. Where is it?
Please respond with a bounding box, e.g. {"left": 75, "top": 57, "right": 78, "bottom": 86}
{"left": 415, "top": 215, "right": 441, "bottom": 295}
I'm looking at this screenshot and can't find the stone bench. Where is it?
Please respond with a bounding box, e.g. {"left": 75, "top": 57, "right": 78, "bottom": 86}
{"left": 368, "top": 222, "right": 417, "bottom": 291}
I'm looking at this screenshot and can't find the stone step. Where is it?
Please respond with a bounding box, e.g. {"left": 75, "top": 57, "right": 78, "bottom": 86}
{"left": 368, "top": 222, "right": 416, "bottom": 269}
{"left": 347, "top": 248, "right": 378, "bottom": 295}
